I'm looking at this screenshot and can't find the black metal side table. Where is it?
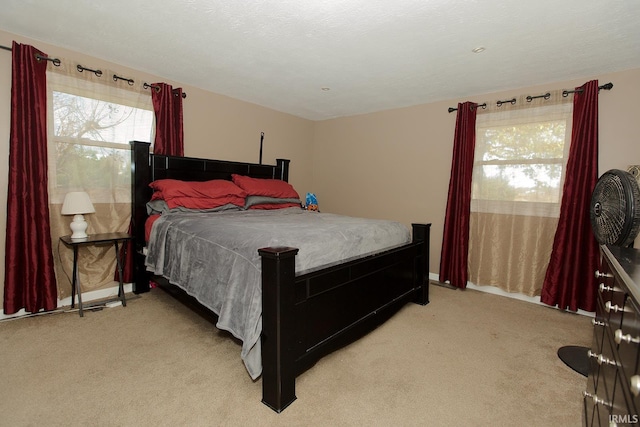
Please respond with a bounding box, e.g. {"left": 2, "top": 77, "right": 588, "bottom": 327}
{"left": 60, "top": 232, "right": 132, "bottom": 317}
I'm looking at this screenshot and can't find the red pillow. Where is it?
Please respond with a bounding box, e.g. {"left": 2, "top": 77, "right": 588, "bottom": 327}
{"left": 231, "top": 174, "right": 299, "bottom": 198}
{"left": 149, "top": 179, "right": 247, "bottom": 199}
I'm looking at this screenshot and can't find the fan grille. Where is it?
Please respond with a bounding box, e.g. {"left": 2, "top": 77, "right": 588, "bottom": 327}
{"left": 590, "top": 169, "right": 640, "bottom": 246}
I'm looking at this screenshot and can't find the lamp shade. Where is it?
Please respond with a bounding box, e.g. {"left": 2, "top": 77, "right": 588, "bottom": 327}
{"left": 61, "top": 192, "right": 95, "bottom": 215}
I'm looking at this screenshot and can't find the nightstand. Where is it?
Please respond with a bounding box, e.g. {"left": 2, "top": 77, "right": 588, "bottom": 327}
{"left": 60, "top": 232, "right": 133, "bottom": 317}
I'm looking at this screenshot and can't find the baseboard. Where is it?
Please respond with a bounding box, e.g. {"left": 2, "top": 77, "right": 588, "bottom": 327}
{"left": 4, "top": 274, "right": 592, "bottom": 320}
{"left": 428, "top": 273, "right": 592, "bottom": 317}
{"left": 0, "top": 282, "right": 133, "bottom": 321}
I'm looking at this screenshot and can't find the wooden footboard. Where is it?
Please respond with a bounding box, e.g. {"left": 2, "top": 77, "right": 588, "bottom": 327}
{"left": 259, "top": 223, "right": 430, "bottom": 412}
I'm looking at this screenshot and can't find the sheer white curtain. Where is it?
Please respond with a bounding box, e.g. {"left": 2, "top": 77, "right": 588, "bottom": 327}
{"left": 46, "top": 61, "right": 154, "bottom": 299}
{"left": 468, "top": 90, "right": 573, "bottom": 296}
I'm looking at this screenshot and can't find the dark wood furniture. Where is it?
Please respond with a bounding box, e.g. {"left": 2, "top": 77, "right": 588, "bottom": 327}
{"left": 60, "top": 232, "right": 132, "bottom": 317}
{"left": 584, "top": 245, "right": 640, "bottom": 425}
{"left": 130, "top": 141, "right": 431, "bottom": 412}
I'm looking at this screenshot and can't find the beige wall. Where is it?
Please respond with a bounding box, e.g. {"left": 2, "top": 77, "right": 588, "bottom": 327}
{"left": 2, "top": 28, "right": 640, "bottom": 309}
{"left": 0, "top": 30, "right": 314, "bottom": 308}
{"left": 312, "top": 68, "right": 640, "bottom": 273}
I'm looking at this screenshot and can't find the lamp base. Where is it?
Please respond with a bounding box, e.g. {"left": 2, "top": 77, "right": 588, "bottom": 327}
{"left": 69, "top": 214, "right": 88, "bottom": 239}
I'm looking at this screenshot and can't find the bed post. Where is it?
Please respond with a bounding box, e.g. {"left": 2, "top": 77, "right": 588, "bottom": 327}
{"left": 258, "top": 246, "right": 299, "bottom": 413}
{"left": 130, "top": 140, "right": 152, "bottom": 293}
{"left": 412, "top": 223, "right": 431, "bottom": 305}
{"left": 276, "top": 159, "right": 290, "bottom": 181}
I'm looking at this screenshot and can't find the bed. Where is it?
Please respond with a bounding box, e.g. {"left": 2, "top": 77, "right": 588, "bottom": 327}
{"left": 130, "top": 141, "right": 431, "bottom": 412}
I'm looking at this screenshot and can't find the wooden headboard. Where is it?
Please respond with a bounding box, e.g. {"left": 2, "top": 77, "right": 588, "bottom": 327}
{"left": 129, "top": 140, "right": 291, "bottom": 292}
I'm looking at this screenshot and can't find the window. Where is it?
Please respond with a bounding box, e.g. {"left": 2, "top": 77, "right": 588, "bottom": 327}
{"left": 46, "top": 65, "right": 155, "bottom": 297}
{"left": 471, "top": 102, "right": 572, "bottom": 217}
{"left": 47, "top": 72, "right": 154, "bottom": 204}
{"left": 467, "top": 94, "right": 574, "bottom": 296}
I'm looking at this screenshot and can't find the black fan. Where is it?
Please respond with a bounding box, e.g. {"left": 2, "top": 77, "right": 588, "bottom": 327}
{"left": 590, "top": 169, "right": 640, "bottom": 246}
{"left": 558, "top": 169, "right": 640, "bottom": 377}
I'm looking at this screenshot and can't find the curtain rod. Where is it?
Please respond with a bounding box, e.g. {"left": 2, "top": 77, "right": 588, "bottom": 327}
{"left": 2, "top": 43, "right": 61, "bottom": 66}
{"left": 1, "top": 43, "right": 187, "bottom": 98}
{"left": 447, "top": 82, "right": 614, "bottom": 113}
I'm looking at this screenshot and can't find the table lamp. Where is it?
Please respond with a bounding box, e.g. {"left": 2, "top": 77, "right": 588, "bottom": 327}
{"left": 61, "top": 191, "right": 95, "bottom": 239}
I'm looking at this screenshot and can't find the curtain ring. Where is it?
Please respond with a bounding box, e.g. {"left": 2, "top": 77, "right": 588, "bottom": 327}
{"left": 113, "top": 74, "right": 134, "bottom": 86}
{"left": 77, "top": 64, "right": 103, "bottom": 77}
{"left": 35, "top": 54, "right": 61, "bottom": 67}
{"left": 144, "top": 82, "right": 162, "bottom": 93}
{"left": 497, "top": 98, "right": 516, "bottom": 107}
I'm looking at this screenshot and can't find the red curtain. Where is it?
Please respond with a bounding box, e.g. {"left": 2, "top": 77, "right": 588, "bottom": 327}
{"left": 3, "top": 42, "right": 57, "bottom": 314}
{"left": 118, "top": 83, "right": 185, "bottom": 285}
{"left": 439, "top": 102, "right": 477, "bottom": 289}
{"left": 151, "top": 83, "right": 184, "bottom": 156}
{"left": 541, "top": 80, "right": 600, "bottom": 312}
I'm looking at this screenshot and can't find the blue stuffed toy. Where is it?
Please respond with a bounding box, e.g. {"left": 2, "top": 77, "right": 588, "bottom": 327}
{"left": 305, "top": 192, "right": 319, "bottom": 211}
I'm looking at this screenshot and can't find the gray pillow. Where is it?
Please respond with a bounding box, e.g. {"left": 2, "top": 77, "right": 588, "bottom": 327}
{"left": 146, "top": 199, "right": 242, "bottom": 215}
{"left": 243, "top": 195, "right": 301, "bottom": 209}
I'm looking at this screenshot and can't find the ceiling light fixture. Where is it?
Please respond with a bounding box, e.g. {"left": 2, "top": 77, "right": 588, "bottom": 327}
{"left": 321, "top": 87, "right": 331, "bottom": 91}
{"left": 472, "top": 47, "right": 486, "bottom": 53}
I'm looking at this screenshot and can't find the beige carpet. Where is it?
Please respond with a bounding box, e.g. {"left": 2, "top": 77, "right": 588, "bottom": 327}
{"left": 0, "top": 284, "right": 591, "bottom": 426}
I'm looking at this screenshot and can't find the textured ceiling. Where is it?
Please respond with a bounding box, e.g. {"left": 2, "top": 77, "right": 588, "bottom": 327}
{"left": 1, "top": 0, "right": 639, "bottom": 120}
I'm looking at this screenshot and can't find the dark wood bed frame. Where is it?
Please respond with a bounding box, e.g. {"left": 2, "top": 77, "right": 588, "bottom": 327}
{"left": 130, "top": 141, "right": 431, "bottom": 412}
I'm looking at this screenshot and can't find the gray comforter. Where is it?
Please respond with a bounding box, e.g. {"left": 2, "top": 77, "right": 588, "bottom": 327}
{"left": 145, "top": 207, "right": 410, "bottom": 379}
